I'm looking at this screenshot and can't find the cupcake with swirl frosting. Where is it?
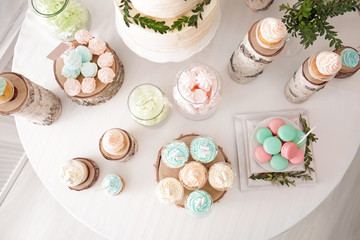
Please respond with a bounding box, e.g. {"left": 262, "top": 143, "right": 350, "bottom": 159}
{"left": 190, "top": 136, "right": 218, "bottom": 164}
{"left": 334, "top": 46, "right": 360, "bottom": 79}
{"left": 309, "top": 51, "right": 341, "bottom": 81}
{"left": 60, "top": 160, "right": 88, "bottom": 187}
{"left": 99, "top": 128, "right": 138, "bottom": 161}
{"left": 102, "top": 174, "right": 124, "bottom": 196}
{"left": 161, "top": 141, "right": 189, "bottom": 168}
{"left": 179, "top": 161, "right": 208, "bottom": 190}
{"left": 185, "top": 190, "right": 213, "bottom": 217}
{"left": 156, "top": 177, "right": 184, "bottom": 204}
{"left": 256, "top": 18, "right": 287, "bottom": 50}
{"left": 208, "top": 162, "right": 235, "bottom": 191}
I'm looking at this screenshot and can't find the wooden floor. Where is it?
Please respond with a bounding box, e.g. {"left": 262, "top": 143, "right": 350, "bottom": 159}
{"left": 0, "top": 147, "right": 359, "bottom": 240}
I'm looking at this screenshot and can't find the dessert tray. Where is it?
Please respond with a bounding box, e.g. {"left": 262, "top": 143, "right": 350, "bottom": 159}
{"left": 234, "top": 109, "right": 317, "bottom": 191}
{"left": 155, "top": 133, "right": 230, "bottom": 208}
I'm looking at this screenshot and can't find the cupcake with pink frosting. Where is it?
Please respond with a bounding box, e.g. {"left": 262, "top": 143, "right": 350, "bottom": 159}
{"left": 99, "top": 128, "right": 138, "bottom": 161}
{"left": 173, "top": 63, "right": 223, "bottom": 121}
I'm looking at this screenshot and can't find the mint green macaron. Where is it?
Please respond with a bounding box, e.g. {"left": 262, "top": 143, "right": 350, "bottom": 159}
{"left": 270, "top": 154, "right": 289, "bottom": 171}
{"left": 277, "top": 125, "right": 296, "bottom": 142}
{"left": 256, "top": 127, "right": 273, "bottom": 144}
{"left": 291, "top": 130, "right": 306, "bottom": 148}
{"left": 263, "top": 137, "right": 282, "bottom": 155}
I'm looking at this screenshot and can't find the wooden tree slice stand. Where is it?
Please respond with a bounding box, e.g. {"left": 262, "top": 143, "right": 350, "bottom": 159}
{"left": 245, "top": 0, "right": 274, "bottom": 12}
{"left": 0, "top": 72, "right": 62, "bottom": 125}
{"left": 155, "top": 133, "right": 231, "bottom": 208}
{"left": 69, "top": 158, "right": 100, "bottom": 191}
{"left": 334, "top": 46, "right": 360, "bottom": 79}
{"left": 54, "top": 42, "right": 124, "bottom": 106}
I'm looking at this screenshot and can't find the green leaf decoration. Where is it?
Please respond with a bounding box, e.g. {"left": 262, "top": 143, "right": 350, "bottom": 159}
{"left": 250, "top": 115, "right": 317, "bottom": 187}
{"left": 119, "top": 0, "right": 212, "bottom": 34}
{"left": 280, "top": 0, "right": 360, "bottom": 50}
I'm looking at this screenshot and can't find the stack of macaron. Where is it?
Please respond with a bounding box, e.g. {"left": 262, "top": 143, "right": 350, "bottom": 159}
{"left": 62, "top": 29, "right": 116, "bottom": 96}
{"left": 157, "top": 135, "right": 235, "bottom": 216}
{"left": 253, "top": 118, "right": 306, "bottom": 171}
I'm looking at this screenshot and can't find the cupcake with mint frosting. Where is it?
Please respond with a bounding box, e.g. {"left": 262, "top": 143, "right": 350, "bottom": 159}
{"left": 161, "top": 141, "right": 189, "bottom": 168}
{"left": 335, "top": 46, "right": 360, "bottom": 79}
{"left": 190, "top": 136, "right": 218, "bottom": 164}
{"left": 156, "top": 177, "right": 184, "bottom": 204}
{"left": 185, "top": 190, "right": 213, "bottom": 217}
{"left": 102, "top": 174, "right": 124, "bottom": 196}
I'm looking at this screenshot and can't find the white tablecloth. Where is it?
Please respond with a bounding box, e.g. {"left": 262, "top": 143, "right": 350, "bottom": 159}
{"left": 12, "top": 0, "right": 360, "bottom": 239}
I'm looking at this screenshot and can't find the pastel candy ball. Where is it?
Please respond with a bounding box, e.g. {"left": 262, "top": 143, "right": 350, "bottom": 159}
{"left": 75, "top": 45, "right": 93, "bottom": 63}
{"left": 256, "top": 127, "right": 273, "bottom": 144}
{"left": 61, "top": 65, "right": 80, "bottom": 79}
{"left": 270, "top": 154, "right": 289, "bottom": 171}
{"left": 281, "top": 142, "right": 298, "bottom": 159}
{"left": 289, "top": 149, "right": 305, "bottom": 165}
{"left": 277, "top": 125, "right": 296, "bottom": 142}
{"left": 291, "top": 130, "right": 306, "bottom": 148}
{"left": 190, "top": 136, "right": 218, "bottom": 163}
{"left": 254, "top": 146, "right": 272, "bottom": 163}
{"left": 81, "top": 62, "right": 98, "bottom": 78}
{"left": 267, "top": 118, "right": 285, "bottom": 134}
{"left": 64, "top": 50, "right": 82, "bottom": 70}
{"left": 263, "top": 137, "right": 282, "bottom": 155}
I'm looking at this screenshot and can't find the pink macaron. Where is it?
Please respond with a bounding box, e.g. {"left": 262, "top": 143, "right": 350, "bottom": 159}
{"left": 268, "top": 118, "right": 286, "bottom": 135}
{"left": 289, "top": 149, "right": 305, "bottom": 165}
{"left": 254, "top": 146, "right": 272, "bottom": 163}
{"left": 281, "top": 142, "right": 298, "bottom": 159}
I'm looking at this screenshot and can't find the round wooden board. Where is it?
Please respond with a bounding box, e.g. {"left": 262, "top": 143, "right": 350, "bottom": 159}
{"left": 53, "top": 41, "right": 119, "bottom": 99}
{"left": 0, "top": 72, "right": 28, "bottom": 115}
{"left": 248, "top": 20, "right": 285, "bottom": 58}
{"left": 155, "top": 134, "right": 230, "bottom": 208}
{"left": 69, "top": 158, "right": 100, "bottom": 191}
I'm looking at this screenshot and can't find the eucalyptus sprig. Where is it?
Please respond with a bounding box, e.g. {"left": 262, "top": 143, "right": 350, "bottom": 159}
{"left": 280, "top": 0, "right": 360, "bottom": 50}
{"left": 119, "top": 0, "right": 211, "bottom": 34}
{"left": 250, "top": 115, "right": 317, "bottom": 187}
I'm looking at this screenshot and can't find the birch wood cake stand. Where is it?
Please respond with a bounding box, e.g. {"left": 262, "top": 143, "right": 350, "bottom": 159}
{"left": 155, "top": 133, "right": 230, "bottom": 208}
{"left": 0, "top": 72, "right": 61, "bottom": 125}
{"left": 53, "top": 42, "right": 124, "bottom": 106}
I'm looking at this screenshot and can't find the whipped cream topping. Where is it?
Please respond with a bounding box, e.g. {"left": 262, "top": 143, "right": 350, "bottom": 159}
{"left": 208, "top": 162, "right": 235, "bottom": 190}
{"left": 98, "top": 52, "right": 114, "bottom": 68}
{"left": 173, "top": 64, "right": 222, "bottom": 116}
{"left": 64, "top": 78, "right": 81, "bottom": 96}
{"left": 179, "top": 162, "right": 207, "bottom": 189}
{"left": 316, "top": 51, "right": 341, "bottom": 76}
{"left": 75, "top": 29, "right": 93, "bottom": 44}
{"left": 102, "top": 129, "right": 130, "bottom": 156}
{"left": 81, "top": 77, "right": 96, "bottom": 94}
{"left": 98, "top": 67, "right": 115, "bottom": 84}
{"left": 259, "top": 18, "right": 287, "bottom": 44}
{"left": 156, "top": 177, "right": 184, "bottom": 204}
{"left": 60, "top": 160, "right": 88, "bottom": 187}
{"left": 88, "top": 38, "right": 106, "bottom": 55}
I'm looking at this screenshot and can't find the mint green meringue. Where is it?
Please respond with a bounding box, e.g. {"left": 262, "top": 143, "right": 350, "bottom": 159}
{"left": 61, "top": 65, "right": 80, "bottom": 79}
{"left": 81, "top": 62, "right": 98, "bottom": 78}
{"left": 75, "top": 45, "right": 92, "bottom": 63}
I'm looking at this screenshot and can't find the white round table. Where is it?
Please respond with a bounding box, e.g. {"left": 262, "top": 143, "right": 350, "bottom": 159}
{"left": 12, "top": 0, "right": 360, "bottom": 239}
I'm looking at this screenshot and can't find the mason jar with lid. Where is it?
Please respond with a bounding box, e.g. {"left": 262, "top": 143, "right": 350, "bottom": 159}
{"left": 30, "top": 0, "right": 91, "bottom": 41}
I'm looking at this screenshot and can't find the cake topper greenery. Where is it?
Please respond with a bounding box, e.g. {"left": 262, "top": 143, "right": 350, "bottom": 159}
{"left": 280, "top": 0, "right": 360, "bottom": 50}
{"left": 250, "top": 115, "right": 318, "bottom": 187}
{"left": 119, "top": 0, "right": 211, "bottom": 34}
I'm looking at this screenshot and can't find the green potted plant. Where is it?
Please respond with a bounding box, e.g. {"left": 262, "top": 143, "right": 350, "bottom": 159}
{"left": 280, "top": 0, "right": 360, "bottom": 50}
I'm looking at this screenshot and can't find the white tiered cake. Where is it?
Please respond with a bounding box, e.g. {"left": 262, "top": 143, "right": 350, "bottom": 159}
{"left": 114, "top": 0, "right": 221, "bottom": 62}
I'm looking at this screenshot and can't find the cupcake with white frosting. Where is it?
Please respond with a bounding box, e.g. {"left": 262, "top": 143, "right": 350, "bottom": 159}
{"left": 208, "top": 162, "right": 235, "bottom": 191}
{"left": 99, "top": 128, "right": 138, "bottom": 161}
{"left": 256, "top": 18, "right": 287, "bottom": 50}
{"left": 179, "top": 161, "right": 208, "bottom": 190}
{"left": 60, "top": 159, "right": 88, "bottom": 187}
{"left": 156, "top": 177, "right": 184, "bottom": 204}
{"left": 308, "top": 51, "right": 341, "bottom": 82}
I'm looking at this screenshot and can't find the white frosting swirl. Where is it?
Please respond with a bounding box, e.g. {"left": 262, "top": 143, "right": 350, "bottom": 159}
{"left": 257, "top": 18, "right": 286, "bottom": 48}
{"left": 75, "top": 29, "right": 93, "bottom": 44}
{"left": 179, "top": 162, "right": 208, "bottom": 189}
{"left": 208, "top": 163, "right": 235, "bottom": 190}
{"left": 88, "top": 38, "right": 106, "bottom": 55}
{"left": 81, "top": 77, "right": 96, "bottom": 94}
{"left": 316, "top": 51, "right": 341, "bottom": 76}
{"left": 156, "top": 177, "right": 184, "bottom": 204}
{"left": 60, "top": 160, "right": 88, "bottom": 187}
{"left": 102, "top": 129, "right": 130, "bottom": 156}
{"left": 98, "top": 67, "right": 115, "bottom": 84}
{"left": 98, "top": 52, "right": 114, "bottom": 68}
{"left": 64, "top": 78, "right": 81, "bottom": 96}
